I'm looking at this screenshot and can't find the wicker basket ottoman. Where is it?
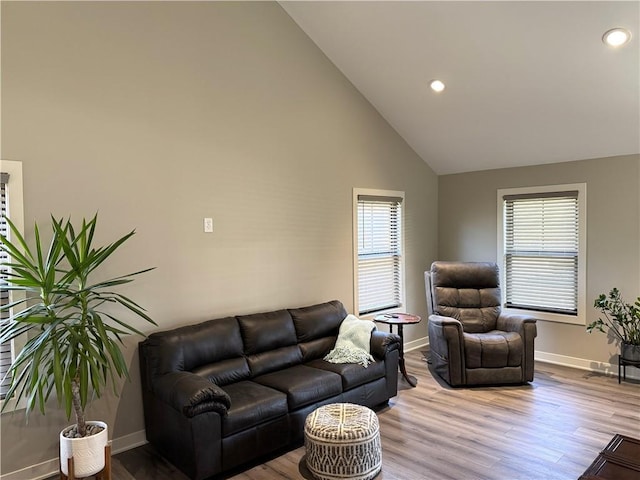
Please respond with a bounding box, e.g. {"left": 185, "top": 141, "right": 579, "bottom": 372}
{"left": 304, "top": 403, "right": 382, "bottom": 480}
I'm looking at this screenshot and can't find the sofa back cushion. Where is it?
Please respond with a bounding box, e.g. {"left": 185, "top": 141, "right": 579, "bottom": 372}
{"left": 142, "top": 316, "right": 249, "bottom": 382}
{"left": 246, "top": 346, "right": 303, "bottom": 377}
{"left": 191, "top": 357, "right": 251, "bottom": 386}
{"left": 238, "top": 309, "right": 302, "bottom": 376}
{"left": 141, "top": 301, "right": 349, "bottom": 387}
{"left": 299, "top": 336, "right": 337, "bottom": 362}
{"left": 289, "top": 300, "right": 346, "bottom": 342}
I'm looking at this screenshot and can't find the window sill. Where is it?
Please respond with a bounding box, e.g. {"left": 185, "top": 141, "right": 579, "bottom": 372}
{"left": 502, "top": 306, "right": 585, "bottom": 326}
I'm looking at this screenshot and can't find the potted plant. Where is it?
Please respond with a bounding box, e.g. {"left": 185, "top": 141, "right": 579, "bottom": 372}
{"left": 587, "top": 287, "right": 640, "bottom": 362}
{"left": 0, "top": 214, "right": 155, "bottom": 477}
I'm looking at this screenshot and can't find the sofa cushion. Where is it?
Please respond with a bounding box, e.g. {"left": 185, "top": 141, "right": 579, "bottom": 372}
{"left": 289, "top": 300, "right": 346, "bottom": 343}
{"left": 246, "top": 345, "right": 303, "bottom": 377}
{"left": 253, "top": 365, "right": 342, "bottom": 410}
{"left": 238, "top": 310, "right": 297, "bottom": 354}
{"left": 143, "top": 316, "right": 243, "bottom": 377}
{"left": 299, "top": 336, "right": 337, "bottom": 362}
{"left": 221, "top": 381, "right": 288, "bottom": 437}
{"left": 305, "top": 358, "right": 386, "bottom": 391}
{"left": 464, "top": 331, "right": 523, "bottom": 369}
{"left": 192, "top": 357, "right": 251, "bottom": 386}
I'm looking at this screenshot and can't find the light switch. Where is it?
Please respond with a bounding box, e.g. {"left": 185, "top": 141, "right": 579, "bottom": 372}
{"left": 204, "top": 218, "right": 213, "bottom": 233}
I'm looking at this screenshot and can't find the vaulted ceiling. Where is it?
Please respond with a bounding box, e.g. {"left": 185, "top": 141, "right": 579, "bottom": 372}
{"left": 281, "top": 1, "right": 640, "bottom": 175}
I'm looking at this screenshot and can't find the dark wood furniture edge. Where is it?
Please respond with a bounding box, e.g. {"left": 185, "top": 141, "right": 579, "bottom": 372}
{"left": 579, "top": 434, "right": 640, "bottom": 479}
{"left": 600, "top": 434, "right": 640, "bottom": 470}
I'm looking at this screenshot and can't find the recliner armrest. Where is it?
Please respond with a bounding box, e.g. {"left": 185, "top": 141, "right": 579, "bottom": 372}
{"left": 429, "top": 314, "right": 464, "bottom": 339}
{"left": 370, "top": 330, "right": 401, "bottom": 359}
{"left": 428, "top": 314, "right": 466, "bottom": 385}
{"left": 428, "top": 314, "right": 465, "bottom": 353}
{"left": 429, "top": 314, "right": 463, "bottom": 327}
{"left": 497, "top": 313, "right": 537, "bottom": 335}
{"left": 152, "top": 371, "right": 231, "bottom": 418}
{"left": 497, "top": 313, "right": 537, "bottom": 383}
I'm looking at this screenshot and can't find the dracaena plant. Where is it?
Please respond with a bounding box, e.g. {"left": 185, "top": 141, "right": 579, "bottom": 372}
{"left": 587, "top": 287, "right": 640, "bottom": 346}
{"left": 0, "top": 214, "right": 155, "bottom": 437}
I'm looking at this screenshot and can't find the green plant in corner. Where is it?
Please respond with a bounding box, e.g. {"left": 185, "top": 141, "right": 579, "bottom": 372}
{"left": 587, "top": 287, "right": 640, "bottom": 349}
{"left": 0, "top": 214, "right": 156, "bottom": 438}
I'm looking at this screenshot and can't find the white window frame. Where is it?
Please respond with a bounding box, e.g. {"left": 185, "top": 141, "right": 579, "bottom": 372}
{"left": 497, "top": 183, "right": 586, "bottom": 325}
{"left": 1, "top": 160, "right": 26, "bottom": 411}
{"left": 352, "top": 188, "right": 405, "bottom": 318}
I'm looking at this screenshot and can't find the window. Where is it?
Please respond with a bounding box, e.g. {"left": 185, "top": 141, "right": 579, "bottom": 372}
{"left": 497, "top": 184, "right": 586, "bottom": 325}
{"left": 1, "top": 160, "right": 24, "bottom": 403}
{"left": 353, "top": 189, "right": 404, "bottom": 315}
{"left": 1, "top": 172, "right": 10, "bottom": 398}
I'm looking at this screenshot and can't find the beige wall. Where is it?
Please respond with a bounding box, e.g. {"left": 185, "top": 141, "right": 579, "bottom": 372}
{"left": 438, "top": 154, "right": 640, "bottom": 366}
{"left": 0, "top": 2, "right": 438, "bottom": 474}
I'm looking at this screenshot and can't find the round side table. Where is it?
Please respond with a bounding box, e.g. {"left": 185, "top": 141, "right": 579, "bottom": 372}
{"left": 373, "top": 313, "right": 421, "bottom": 387}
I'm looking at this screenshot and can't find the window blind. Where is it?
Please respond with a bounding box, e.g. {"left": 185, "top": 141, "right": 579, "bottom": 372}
{"left": 503, "top": 191, "right": 579, "bottom": 315}
{"left": 357, "top": 195, "right": 402, "bottom": 314}
{"left": 0, "top": 172, "right": 11, "bottom": 398}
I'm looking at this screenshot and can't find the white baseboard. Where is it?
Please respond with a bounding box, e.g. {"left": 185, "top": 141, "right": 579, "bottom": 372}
{"left": 0, "top": 458, "right": 57, "bottom": 480}
{"left": 111, "top": 429, "right": 148, "bottom": 455}
{"left": 404, "top": 336, "right": 428, "bottom": 353}
{"left": 0, "top": 430, "right": 147, "bottom": 480}
{"left": 535, "top": 350, "right": 640, "bottom": 380}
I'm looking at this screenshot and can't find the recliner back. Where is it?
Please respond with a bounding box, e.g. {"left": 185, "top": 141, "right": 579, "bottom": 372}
{"left": 429, "top": 261, "right": 501, "bottom": 333}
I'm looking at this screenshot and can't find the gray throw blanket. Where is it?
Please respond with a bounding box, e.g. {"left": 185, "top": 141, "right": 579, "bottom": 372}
{"left": 324, "top": 314, "right": 376, "bottom": 367}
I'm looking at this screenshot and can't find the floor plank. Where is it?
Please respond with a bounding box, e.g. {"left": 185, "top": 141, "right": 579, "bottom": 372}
{"left": 46, "top": 351, "right": 640, "bottom": 479}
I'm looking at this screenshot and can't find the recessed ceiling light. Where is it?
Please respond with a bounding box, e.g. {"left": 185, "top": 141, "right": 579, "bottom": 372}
{"left": 602, "top": 28, "right": 632, "bottom": 47}
{"left": 430, "top": 80, "right": 445, "bottom": 93}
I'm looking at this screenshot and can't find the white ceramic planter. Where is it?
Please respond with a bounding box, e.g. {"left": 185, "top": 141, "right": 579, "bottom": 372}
{"left": 59, "top": 420, "right": 108, "bottom": 477}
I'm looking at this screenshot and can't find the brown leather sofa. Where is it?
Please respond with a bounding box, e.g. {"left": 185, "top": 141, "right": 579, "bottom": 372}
{"left": 139, "top": 300, "right": 400, "bottom": 480}
{"left": 425, "top": 261, "right": 537, "bottom": 386}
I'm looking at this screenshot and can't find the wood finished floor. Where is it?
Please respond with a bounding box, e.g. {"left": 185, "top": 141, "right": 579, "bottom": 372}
{"left": 52, "top": 351, "right": 640, "bottom": 480}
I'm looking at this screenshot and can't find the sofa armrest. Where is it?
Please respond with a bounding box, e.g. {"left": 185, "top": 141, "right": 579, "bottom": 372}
{"left": 152, "top": 371, "right": 231, "bottom": 418}
{"left": 370, "top": 329, "right": 401, "bottom": 359}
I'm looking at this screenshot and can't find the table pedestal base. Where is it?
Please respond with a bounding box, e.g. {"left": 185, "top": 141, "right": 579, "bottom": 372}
{"left": 373, "top": 313, "right": 421, "bottom": 388}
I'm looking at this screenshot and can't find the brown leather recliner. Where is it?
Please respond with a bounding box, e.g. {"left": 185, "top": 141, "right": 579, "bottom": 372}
{"left": 425, "top": 261, "right": 537, "bottom": 386}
